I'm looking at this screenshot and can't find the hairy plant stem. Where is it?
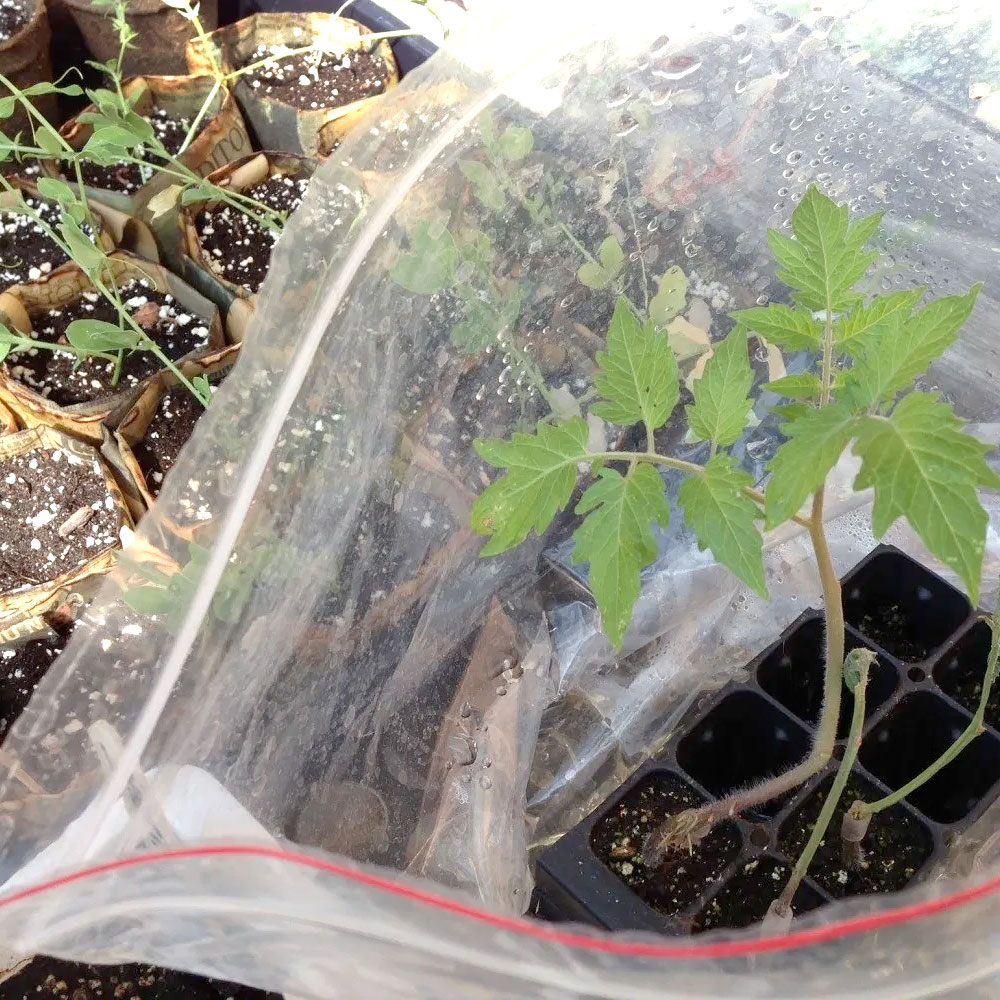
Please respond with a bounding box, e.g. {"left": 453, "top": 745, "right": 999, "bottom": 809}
{"left": 848, "top": 597, "right": 1000, "bottom": 824}
{"left": 769, "top": 649, "right": 874, "bottom": 920}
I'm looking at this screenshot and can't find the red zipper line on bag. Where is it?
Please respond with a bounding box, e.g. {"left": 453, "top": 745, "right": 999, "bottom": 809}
{"left": 1, "top": 843, "right": 998, "bottom": 959}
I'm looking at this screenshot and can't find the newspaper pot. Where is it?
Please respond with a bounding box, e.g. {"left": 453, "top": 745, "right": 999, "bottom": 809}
{"left": 533, "top": 546, "right": 1000, "bottom": 934}
{"left": 0, "top": 252, "right": 227, "bottom": 445}
{"left": 63, "top": 0, "right": 218, "bottom": 77}
{"left": 0, "top": 424, "right": 133, "bottom": 629}
{"left": 0, "top": 0, "right": 55, "bottom": 139}
{"left": 176, "top": 149, "right": 316, "bottom": 315}
{"left": 185, "top": 12, "right": 398, "bottom": 156}
{"left": 0, "top": 180, "right": 157, "bottom": 291}
{"left": 51, "top": 74, "right": 254, "bottom": 262}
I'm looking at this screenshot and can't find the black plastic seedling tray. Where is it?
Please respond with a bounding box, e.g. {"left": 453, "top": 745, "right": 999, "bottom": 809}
{"left": 533, "top": 544, "right": 1000, "bottom": 934}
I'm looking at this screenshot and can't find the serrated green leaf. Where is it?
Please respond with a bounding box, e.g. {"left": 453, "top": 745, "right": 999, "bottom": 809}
{"left": 649, "top": 265, "right": 687, "bottom": 327}
{"left": 122, "top": 585, "right": 176, "bottom": 616}
{"left": 845, "top": 286, "right": 981, "bottom": 409}
{"left": 599, "top": 236, "right": 624, "bottom": 276}
{"left": 65, "top": 319, "right": 141, "bottom": 352}
{"left": 765, "top": 402, "right": 859, "bottom": 528}
{"left": 472, "top": 418, "right": 591, "bottom": 555}
{"left": 577, "top": 259, "right": 610, "bottom": 289}
{"left": 834, "top": 288, "right": 925, "bottom": 356}
{"left": 854, "top": 392, "right": 1000, "bottom": 603}
{"left": 764, "top": 373, "right": 822, "bottom": 398}
{"left": 771, "top": 402, "right": 811, "bottom": 421}
{"left": 497, "top": 125, "right": 533, "bottom": 161}
{"left": 391, "top": 221, "right": 458, "bottom": 294}
{"left": 458, "top": 159, "right": 505, "bottom": 212}
{"left": 729, "top": 303, "right": 822, "bottom": 351}
{"left": 686, "top": 326, "right": 753, "bottom": 447}
{"left": 571, "top": 463, "right": 670, "bottom": 648}
{"left": 592, "top": 296, "right": 678, "bottom": 431}
{"left": 768, "top": 184, "right": 881, "bottom": 313}
{"left": 678, "top": 454, "right": 767, "bottom": 597}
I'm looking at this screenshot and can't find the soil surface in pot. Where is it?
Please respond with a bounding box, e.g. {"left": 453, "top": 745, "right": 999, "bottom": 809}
{"left": 0, "top": 620, "right": 74, "bottom": 738}
{"left": 854, "top": 603, "right": 936, "bottom": 662}
{"left": 195, "top": 172, "right": 310, "bottom": 293}
{"left": 132, "top": 370, "right": 228, "bottom": 495}
{"left": 589, "top": 772, "right": 741, "bottom": 918}
{"left": 692, "top": 854, "right": 821, "bottom": 932}
{"left": 240, "top": 43, "right": 391, "bottom": 111}
{"left": 778, "top": 772, "right": 933, "bottom": 898}
{"left": 3, "top": 958, "right": 280, "bottom": 999}
{"left": 0, "top": 443, "right": 122, "bottom": 594}
{"left": 0, "top": 196, "right": 96, "bottom": 287}
{"left": 6, "top": 279, "right": 212, "bottom": 406}
{"left": 75, "top": 108, "right": 195, "bottom": 194}
{"left": 0, "top": 0, "right": 29, "bottom": 42}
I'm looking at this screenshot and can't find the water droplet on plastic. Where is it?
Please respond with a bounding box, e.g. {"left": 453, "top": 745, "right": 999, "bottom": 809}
{"left": 731, "top": 23, "right": 748, "bottom": 40}
{"left": 756, "top": 294, "right": 769, "bottom": 305}
{"left": 651, "top": 54, "right": 702, "bottom": 81}
{"left": 769, "top": 141, "right": 784, "bottom": 154}
{"left": 479, "top": 775, "right": 493, "bottom": 790}
{"left": 460, "top": 701, "right": 472, "bottom": 718}
{"left": 649, "top": 34, "right": 670, "bottom": 58}
{"left": 650, "top": 85, "right": 672, "bottom": 107}
{"left": 684, "top": 242, "right": 700, "bottom": 258}
{"left": 483, "top": 756, "right": 493, "bottom": 768}
{"left": 786, "top": 150, "right": 803, "bottom": 165}
{"left": 769, "top": 11, "right": 795, "bottom": 40}
{"left": 614, "top": 113, "right": 639, "bottom": 137}
{"left": 496, "top": 685, "right": 507, "bottom": 696}
{"left": 448, "top": 734, "right": 477, "bottom": 766}
{"left": 811, "top": 15, "right": 835, "bottom": 38}
{"left": 606, "top": 82, "right": 632, "bottom": 109}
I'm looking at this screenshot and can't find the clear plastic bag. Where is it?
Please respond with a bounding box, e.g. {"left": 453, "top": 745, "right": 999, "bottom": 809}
{"left": 3, "top": 1, "right": 1000, "bottom": 996}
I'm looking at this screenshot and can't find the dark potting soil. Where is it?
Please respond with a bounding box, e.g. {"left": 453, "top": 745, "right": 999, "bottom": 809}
{"left": 2, "top": 958, "right": 280, "bottom": 1000}
{"left": 934, "top": 622, "right": 1000, "bottom": 729}
{"left": 0, "top": 443, "right": 122, "bottom": 594}
{"left": 692, "top": 855, "right": 820, "bottom": 932}
{"left": 855, "top": 603, "right": 935, "bottom": 662}
{"left": 589, "top": 772, "right": 741, "bottom": 918}
{"left": 75, "top": 108, "right": 195, "bottom": 194}
{"left": 6, "top": 280, "right": 212, "bottom": 406}
{"left": 240, "top": 43, "right": 391, "bottom": 111}
{"left": 131, "top": 371, "right": 228, "bottom": 495}
{"left": 0, "top": 195, "right": 96, "bottom": 287}
{"left": 195, "top": 173, "right": 310, "bottom": 293}
{"left": 0, "top": 0, "right": 28, "bottom": 42}
{"left": 0, "top": 621, "right": 74, "bottom": 738}
{"left": 778, "top": 773, "right": 933, "bottom": 899}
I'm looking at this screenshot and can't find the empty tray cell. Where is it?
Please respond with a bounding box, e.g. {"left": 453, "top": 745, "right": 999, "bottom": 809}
{"left": 860, "top": 692, "right": 1000, "bottom": 824}
{"left": 933, "top": 621, "right": 1000, "bottom": 730}
{"left": 778, "top": 771, "right": 934, "bottom": 898}
{"left": 842, "top": 549, "right": 970, "bottom": 662}
{"left": 676, "top": 691, "right": 810, "bottom": 817}
{"left": 589, "top": 770, "right": 741, "bottom": 918}
{"left": 692, "top": 855, "right": 824, "bottom": 933}
{"left": 757, "top": 617, "right": 898, "bottom": 739}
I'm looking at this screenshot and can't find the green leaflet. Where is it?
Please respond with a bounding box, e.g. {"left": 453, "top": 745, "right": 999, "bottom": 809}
{"left": 764, "top": 373, "right": 822, "bottom": 399}
{"left": 577, "top": 236, "right": 625, "bottom": 290}
{"left": 730, "top": 303, "right": 822, "bottom": 351}
{"left": 765, "top": 402, "right": 859, "bottom": 528}
{"left": 854, "top": 392, "right": 1000, "bottom": 604}
{"left": 459, "top": 159, "right": 506, "bottom": 212}
{"left": 571, "top": 464, "right": 670, "bottom": 648}
{"left": 766, "top": 184, "right": 881, "bottom": 313}
{"left": 391, "top": 221, "right": 458, "bottom": 295}
{"left": 686, "top": 326, "right": 753, "bottom": 447}
{"left": 834, "top": 288, "right": 925, "bottom": 357}
{"left": 592, "top": 296, "right": 679, "bottom": 431}
{"left": 472, "top": 418, "right": 591, "bottom": 555}
{"left": 844, "top": 286, "right": 982, "bottom": 409}
{"left": 678, "top": 454, "right": 767, "bottom": 597}
{"left": 649, "top": 266, "right": 688, "bottom": 327}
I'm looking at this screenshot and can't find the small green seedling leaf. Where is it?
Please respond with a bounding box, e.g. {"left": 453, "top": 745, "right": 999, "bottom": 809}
{"left": 472, "top": 417, "right": 591, "bottom": 555}
{"left": 0, "top": 97, "right": 15, "bottom": 119}
{"left": 0, "top": 324, "right": 18, "bottom": 362}
{"left": 497, "top": 126, "right": 533, "bottom": 161}
{"left": 764, "top": 373, "right": 822, "bottom": 399}
{"left": 65, "top": 319, "right": 141, "bottom": 352}
{"left": 592, "top": 296, "right": 678, "bottom": 431}
{"left": 834, "top": 288, "right": 925, "bottom": 356}
{"left": 59, "top": 220, "right": 104, "bottom": 275}
{"left": 599, "top": 236, "right": 624, "bottom": 275}
{"left": 686, "top": 326, "right": 753, "bottom": 447}
{"left": 122, "top": 584, "right": 176, "bottom": 616}
{"left": 571, "top": 464, "right": 670, "bottom": 648}
{"left": 845, "top": 286, "right": 982, "bottom": 409}
{"left": 649, "top": 265, "right": 687, "bottom": 327}
{"left": 767, "top": 184, "right": 882, "bottom": 313}
{"left": 853, "top": 392, "right": 1000, "bottom": 604}
{"left": 391, "top": 221, "right": 458, "bottom": 295}
{"left": 729, "top": 303, "right": 822, "bottom": 352}
{"left": 35, "top": 177, "right": 76, "bottom": 204}
{"left": 678, "top": 454, "right": 767, "bottom": 597}
{"left": 35, "top": 127, "right": 64, "bottom": 157}
{"left": 843, "top": 647, "right": 876, "bottom": 691}
{"left": 192, "top": 374, "right": 212, "bottom": 406}
{"left": 765, "top": 402, "right": 859, "bottom": 528}
{"left": 459, "top": 159, "right": 506, "bottom": 212}
{"left": 577, "top": 236, "right": 624, "bottom": 290}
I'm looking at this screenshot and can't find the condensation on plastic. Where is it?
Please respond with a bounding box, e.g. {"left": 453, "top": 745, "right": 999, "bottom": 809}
{"left": 2, "top": 1, "right": 1000, "bottom": 997}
